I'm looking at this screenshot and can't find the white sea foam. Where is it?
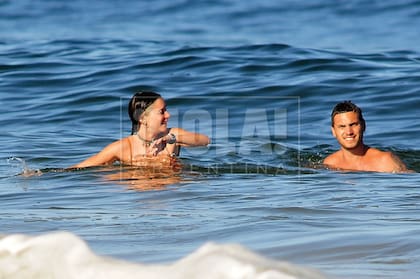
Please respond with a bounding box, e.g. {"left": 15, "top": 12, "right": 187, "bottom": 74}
{"left": 0, "top": 231, "right": 329, "bottom": 279}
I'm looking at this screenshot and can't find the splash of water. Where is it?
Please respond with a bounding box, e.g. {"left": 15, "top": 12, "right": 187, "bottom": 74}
{"left": 6, "top": 157, "right": 42, "bottom": 177}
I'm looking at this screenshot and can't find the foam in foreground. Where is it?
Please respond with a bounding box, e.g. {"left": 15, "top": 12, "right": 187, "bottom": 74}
{"left": 0, "top": 231, "right": 330, "bottom": 279}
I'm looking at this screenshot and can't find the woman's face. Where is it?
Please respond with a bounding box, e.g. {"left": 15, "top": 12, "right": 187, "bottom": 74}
{"left": 142, "top": 98, "right": 170, "bottom": 135}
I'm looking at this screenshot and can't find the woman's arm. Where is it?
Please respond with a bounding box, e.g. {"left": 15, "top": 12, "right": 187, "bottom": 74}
{"left": 169, "top": 127, "right": 210, "bottom": 147}
{"left": 69, "top": 139, "right": 125, "bottom": 168}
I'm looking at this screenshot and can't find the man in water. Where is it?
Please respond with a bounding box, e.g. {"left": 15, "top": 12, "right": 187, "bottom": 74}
{"left": 323, "top": 101, "right": 409, "bottom": 173}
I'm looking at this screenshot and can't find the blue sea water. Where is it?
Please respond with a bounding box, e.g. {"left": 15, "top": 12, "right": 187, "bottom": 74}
{"left": 1, "top": 0, "right": 420, "bottom": 278}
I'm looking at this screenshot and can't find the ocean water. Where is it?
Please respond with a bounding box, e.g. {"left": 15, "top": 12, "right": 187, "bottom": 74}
{"left": 1, "top": 0, "right": 420, "bottom": 278}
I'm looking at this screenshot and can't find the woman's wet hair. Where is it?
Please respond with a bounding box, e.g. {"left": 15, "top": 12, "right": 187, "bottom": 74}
{"left": 331, "top": 100, "right": 365, "bottom": 131}
{"left": 128, "top": 91, "right": 161, "bottom": 134}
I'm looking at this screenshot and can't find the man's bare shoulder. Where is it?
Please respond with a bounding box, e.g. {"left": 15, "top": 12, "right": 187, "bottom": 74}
{"left": 323, "top": 151, "right": 341, "bottom": 166}
{"left": 365, "top": 147, "right": 387, "bottom": 156}
{"left": 366, "top": 147, "right": 409, "bottom": 173}
{"left": 366, "top": 147, "right": 395, "bottom": 163}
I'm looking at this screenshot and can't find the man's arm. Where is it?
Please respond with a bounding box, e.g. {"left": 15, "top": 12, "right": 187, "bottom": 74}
{"left": 382, "top": 151, "right": 411, "bottom": 173}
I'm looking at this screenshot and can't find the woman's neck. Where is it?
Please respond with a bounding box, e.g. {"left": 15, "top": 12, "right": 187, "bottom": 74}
{"left": 136, "top": 128, "right": 162, "bottom": 145}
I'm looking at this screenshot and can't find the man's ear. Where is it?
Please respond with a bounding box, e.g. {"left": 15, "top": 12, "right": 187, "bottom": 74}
{"left": 331, "top": 126, "right": 336, "bottom": 138}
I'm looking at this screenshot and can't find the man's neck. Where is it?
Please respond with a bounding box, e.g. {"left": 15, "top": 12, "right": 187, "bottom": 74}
{"left": 341, "top": 143, "right": 368, "bottom": 159}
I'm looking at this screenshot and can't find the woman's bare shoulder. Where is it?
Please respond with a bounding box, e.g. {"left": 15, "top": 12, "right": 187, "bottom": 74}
{"left": 103, "top": 136, "right": 131, "bottom": 152}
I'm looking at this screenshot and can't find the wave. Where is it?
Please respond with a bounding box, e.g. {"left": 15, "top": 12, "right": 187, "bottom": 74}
{"left": 0, "top": 231, "right": 328, "bottom": 279}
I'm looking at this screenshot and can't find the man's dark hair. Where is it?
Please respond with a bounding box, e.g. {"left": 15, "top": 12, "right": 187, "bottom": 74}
{"left": 331, "top": 101, "right": 365, "bottom": 131}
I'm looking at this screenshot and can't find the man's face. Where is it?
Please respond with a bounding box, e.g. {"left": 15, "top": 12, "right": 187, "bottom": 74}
{"left": 331, "top": 111, "right": 364, "bottom": 150}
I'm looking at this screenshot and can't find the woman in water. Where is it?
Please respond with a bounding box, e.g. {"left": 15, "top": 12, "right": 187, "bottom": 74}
{"left": 70, "top": 91, "right": 210, "bottom": 169}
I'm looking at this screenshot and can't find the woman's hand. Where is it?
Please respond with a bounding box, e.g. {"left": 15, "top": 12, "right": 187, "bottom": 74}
{"left": 147, "top": 133, "right": 174, "bottom": 156}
